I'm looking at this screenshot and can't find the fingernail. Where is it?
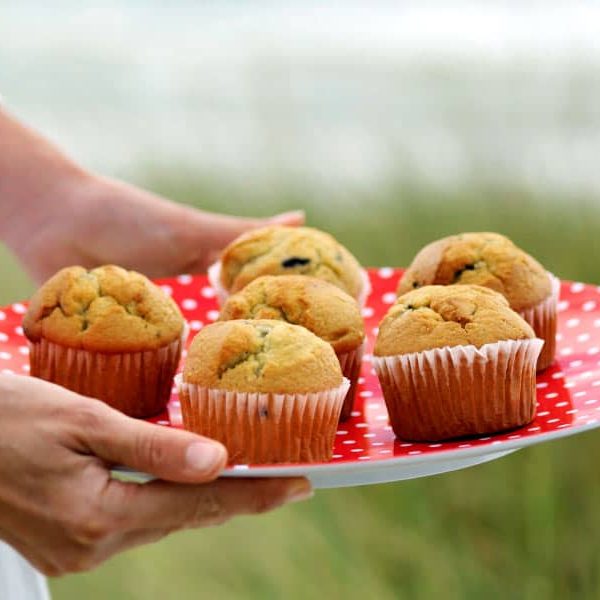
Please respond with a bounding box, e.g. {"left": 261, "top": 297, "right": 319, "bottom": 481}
{"left": 283, "top": 479, "right": 314, "bottom": 504}
{"left": 268, "top": 210, "right": 306, "bottom": 224}
{"left": 185, "top": 442, "right": 226, "bottom": 474}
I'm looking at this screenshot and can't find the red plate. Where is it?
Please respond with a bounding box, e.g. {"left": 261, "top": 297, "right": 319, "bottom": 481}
{"left": 2, "top": 269, "right": 599, "bottom": 488}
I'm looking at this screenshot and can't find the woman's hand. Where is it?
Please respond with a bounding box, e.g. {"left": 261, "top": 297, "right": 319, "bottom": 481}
{"left": 0, "top": 108, "right": 304, "bottom": 283}
{"left": 0, "top": 375, "right": 312, "bottom": 576}
{"left": 11, "top": 174, "right": 304, "bottom": 284}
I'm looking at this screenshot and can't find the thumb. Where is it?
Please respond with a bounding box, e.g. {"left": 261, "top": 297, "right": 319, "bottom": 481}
{"left": 79, "top": 399, "right": 228, "bottom": 483}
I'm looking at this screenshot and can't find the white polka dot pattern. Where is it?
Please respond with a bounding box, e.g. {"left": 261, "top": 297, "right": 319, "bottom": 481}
{"left": 2, "top": 269, "right": 600, "bottom": 468}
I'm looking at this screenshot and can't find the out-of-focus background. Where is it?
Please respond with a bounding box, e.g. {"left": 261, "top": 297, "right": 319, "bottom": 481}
{"left": 2, "top": 1, "right": 600, "bottom": 598}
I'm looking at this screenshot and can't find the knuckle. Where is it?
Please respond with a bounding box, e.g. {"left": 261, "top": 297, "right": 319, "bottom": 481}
{"left": 134, "top": 428, "right": 167, "bottom": 470}
{"left": 61, "top": 504, "right": 114, "bottom": 545}
{"left": 68, "top": 399, "right": 107, "bottom": 432}
{"left": 73, "top": 518, "right": 112, "bottom": 545}
{"left": 188, "top": 489, "right": 228, "bottom": 527}
{"left": 252, "top": 490, "right": 278, "bottom": 515}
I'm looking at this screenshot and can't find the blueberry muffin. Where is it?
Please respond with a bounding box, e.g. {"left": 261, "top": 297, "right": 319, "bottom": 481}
{"left": 374, "top": 285, "right": 543, "bottom": 441}
{"left": 211, "top": 225, "right": 368, "bottom": 305}
{"left": 219, "top": 275, "right": 365, "bottom": 420}
{"left": 23, "top": 265, "right": 184, "bottom": 417}
{"left": 179, "top": 319, "right": 349, "bottom": 464}
{"left": 397, "top": 232, "right": 557, "bottom": 370}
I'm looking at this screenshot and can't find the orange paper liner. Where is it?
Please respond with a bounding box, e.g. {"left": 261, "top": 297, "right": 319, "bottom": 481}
{"left": 372, "top": 339, "right": 544, "bottom": 442}
{"left": 519, "top": 273, "right": 560, "bottom": 371}
{"left": 337, "top": 342, "right": 365, "bottom": 421}
{"left": 208, "top": 260, "right": 371, "bottom": 308}
{"left": 29, "top": 337, "right": 182, "bottom": 418}
{"left": 177, "top": 376, "right": 350, "bottom": 464}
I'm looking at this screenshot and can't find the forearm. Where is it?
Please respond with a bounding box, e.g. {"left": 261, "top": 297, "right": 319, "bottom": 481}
{"left": 0, "top": 108, "right": 88, "bottom": 244}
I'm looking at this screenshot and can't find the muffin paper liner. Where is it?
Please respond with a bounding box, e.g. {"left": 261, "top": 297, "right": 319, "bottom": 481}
{"left": 357, "top": 268, "right": 372, "bottom": 307}
{"left": 337, "top": 341, "right": 366, "bottom": 421}
{"left": 177, "top": 375, "right": 350, "bottom": 464}
{"left": 372, "top": 338, "right": 544, "bottom": 442}
{"left": 208, "top": 260, "right": 371, "bottom": 308}
{"left": 519, "top": 272, "right": 560, "bottom": 371}
{"left": 207, "top": 261, "right": 230, "bottom": 306}
{"left": 29, "top": 336, "right": 183, "bottom": 418}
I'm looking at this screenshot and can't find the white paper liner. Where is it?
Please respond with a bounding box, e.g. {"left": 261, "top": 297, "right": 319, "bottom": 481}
{"left": 518, "top": 272, "right": 559, "bottom": 371}
{"left": 207, "top": 260, "right": 230, "bottom": 306}
{"left": 208, "top": 259, "right": 371, "bottom": 308}
{"left": 372, "top": 338, "right": 544, "bottom": 442}
{"left": 357, "top": 268, "right": 372, "bottom": 307}
{"left": 176, "top": 375, "right": 350, "bottom": 464}
{"left": 29, "top": 336, "right": 183, "bottom": 418}
{"left": 336, "top": 341, "right": 366, "bottom": 421}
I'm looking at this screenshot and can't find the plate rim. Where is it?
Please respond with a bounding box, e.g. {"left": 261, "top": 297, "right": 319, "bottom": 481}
{"left": 112, "top": 418, "right": 600, "bottom": 481}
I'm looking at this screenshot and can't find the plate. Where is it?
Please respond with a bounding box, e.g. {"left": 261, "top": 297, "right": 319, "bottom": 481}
{"left": 2, "top": 269, "right": 600, "bottom": 489}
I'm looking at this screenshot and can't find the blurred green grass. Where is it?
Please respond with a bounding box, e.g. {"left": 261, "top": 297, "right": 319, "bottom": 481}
{"left": 2, "top": 178, "right": 600, "bottom": 599}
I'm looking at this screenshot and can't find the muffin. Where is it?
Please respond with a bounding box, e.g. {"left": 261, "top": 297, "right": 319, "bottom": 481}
{"left": 397, "top": 232, "right": 558, "bottom": 370}
{"left": 178, "top": 319, "right": 349, "bottom": 464}
{"left": 208, "top": 225, "right": 370, "bottom": 306}
{"left": 218, "top": 275, "right": 365, "bottom": 421}
{"left": 373, "top": 285, "right": 543, "bottom": 441}
{"left": 23, "top": 265, "right": 185, "bottom": 417}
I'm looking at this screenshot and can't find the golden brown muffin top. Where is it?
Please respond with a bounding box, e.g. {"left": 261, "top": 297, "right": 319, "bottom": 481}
{"left": 397, "top": 232, "right": 551, "bottom": 311}
{"left": 218, "top": 275, "right": 365, "bottom": 354}
{"left": 374, "top": 284, "right": 535, "bottom": 356}
{"left": 219, "top": 225, "right": 364, "bottom": 300}
{"left": 23, "top": 265, "right": 185, "bottom": 353}
{"left": 183, "top": 319, "right": 343, "bottom": 393}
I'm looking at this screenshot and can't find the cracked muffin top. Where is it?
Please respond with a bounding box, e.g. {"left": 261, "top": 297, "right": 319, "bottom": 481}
{"left": 183, "top": 319, "right": 343, "bottom": 393}
{"left": 218, "top": 275, "right": 365, "bottom": 354}
{"left": 397, "top": 232, "right": 551, "bottom": 311}
{"left": 374, "top": 284, "right": 535, "bottom": 356}
{"left": 23, "top": 265, "right": 184, "bottom": 352}
{"left": 218, "top": 225, "right": 364, "bottom": 300}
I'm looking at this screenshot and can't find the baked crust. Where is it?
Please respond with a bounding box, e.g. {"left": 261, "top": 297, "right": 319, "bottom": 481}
{"left": 219, "top": 225, "right": 364, "bottom": 300}
{"left": 375, "top": 284, "right": 535, "bottom": 356}
{"left": 183, "top": 319, "right": 343, "bottom": 393}
{"left": 397, "top": 232, "right": 551, "bottom": 311}
{"left": 219, "top": 275, "right": 365, "bottom": 354}
{"left": 23, "top": 265, "right": 184, "bottom": 352}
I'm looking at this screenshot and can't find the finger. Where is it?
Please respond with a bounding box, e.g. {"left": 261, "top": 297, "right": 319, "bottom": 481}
{"left": 183, "top": 209, "right": 306, "bottom": 270}
{"left": 208, "top": 210, "right": 305, "bottom": 246}
{"left": 265, "top": 210, "right": 306, "bottom": 227}
{"left": 71, "top": 399, "right": 227, "bottom": 484}
{"left": 216, "top": 210, "right": 306, "bottom": 233}
{"left": 106, "top": 477, "right": 313, "bottom": 531}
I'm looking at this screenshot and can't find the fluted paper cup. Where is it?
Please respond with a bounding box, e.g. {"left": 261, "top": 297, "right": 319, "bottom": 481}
{"left": 373, "top": 338, "right": 544, "bottom": 442}
{"left": 207, "top": 261, "right": 230, "bottom": 306}
{"left": 29, "top": 336, "right": 183, "bottom": 418}
{"left": 357, "top": 268, "right": 372, "bottom": 307}
{"left": 177, "top": 376, "right": 350, "bottom": 464}
{"left": 519, "top": 273, "right": 559, "bottom": 371}
{"left": 208, "top": 260, "right": 371, "bottom": 308}
{"left": 337, "top": 342, "right": 365, "bottom": 421}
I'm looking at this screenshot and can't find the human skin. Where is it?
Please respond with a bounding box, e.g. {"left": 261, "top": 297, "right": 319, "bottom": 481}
{"left": 0, "top": 108, "right": 304, "bottom": 283}
{"left": 0, "top": 108, "right": 310, "bottom": 575}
